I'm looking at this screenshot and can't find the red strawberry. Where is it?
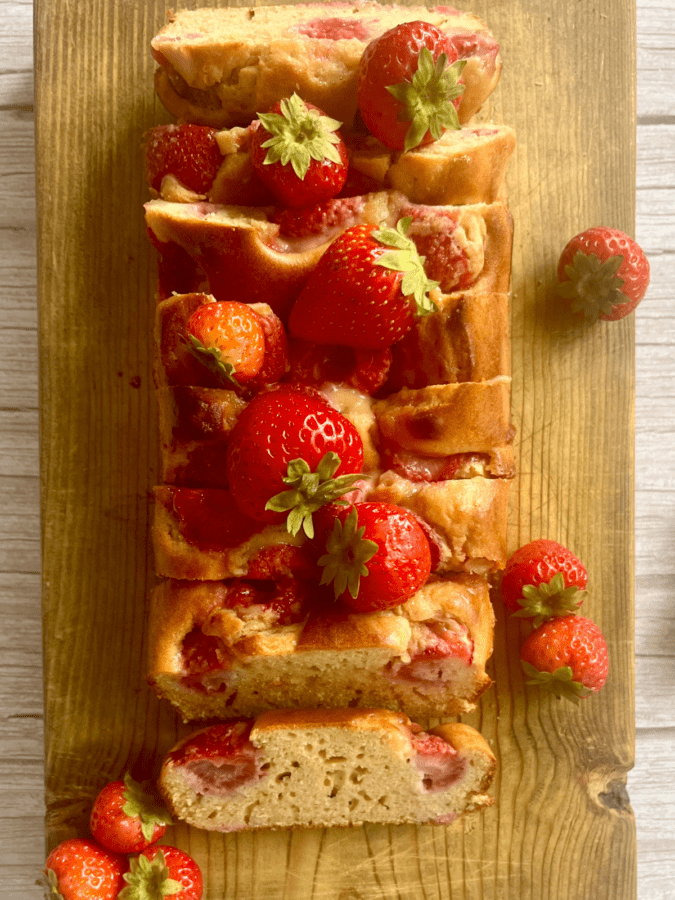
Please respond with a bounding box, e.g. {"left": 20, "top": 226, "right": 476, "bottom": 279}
{"left": 357, "top": 21, "right": 466, "bottom": 152}
{"left": 411, "top": 731, "right": 465, "bottom": 792}
{"left": 288, "top": 219, "right": 438, "bottom": 349}
{"left": 226, "top": 385, "right": 364, "bottom": 535}
{"left": 250, "top": 94, "right": 348, "bottom": 207}
{"left": 272, "top": 196, "right": 364, "bottom": 240}
{"left": 119, "top": 845, "right": 203, "bottom": 900}
{"left": 289, "top": 340, "right": 392, "bottom": 395}
{"left": 185, "top": 300, "right": 266, "bottom": 387}
{"left": 163, "top": 721, "right": 261, "bottom": 799}
{"left": 557, "top": 226, "right": 650, "bottom": 321}
{"left": 406, "top": 209, "right": 474, "bottom": 293}
{"left": 520, "top": 615, "right": 609, "bottom": 703}
{"left": 90, "top": 774, "right": 171, "bottom": 854}
{"left": 172, "top": 489, "right": 261, "bottom": 551}
{"left": 182, "top": 627, "right": 227, "bottom": 678}
{"left": 146, "top": 228, "right": 201, "bottom": 302}
{"left": 501, "top": 539, "right": 587, "bottom": 626}
{"left": 42, "top": 838, "right": 127, "bottom": 900}
{"left": 144, "top": 124, "right": 222, "bottom": 195}
{"left": 245, "top": 306, "right": 289, "bottom": 390}
{"left": 317, "top": 502, "right": 431, "bottom": 613}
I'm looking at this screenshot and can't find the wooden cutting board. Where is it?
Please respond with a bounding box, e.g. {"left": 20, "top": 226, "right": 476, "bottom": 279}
{"left": 35, "top": 0, "right": 637, "bottom": 896}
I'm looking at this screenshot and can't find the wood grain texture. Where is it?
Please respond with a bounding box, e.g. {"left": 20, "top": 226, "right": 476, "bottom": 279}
{"left": 17, "top": 4, "right": 672, "bottom": 900}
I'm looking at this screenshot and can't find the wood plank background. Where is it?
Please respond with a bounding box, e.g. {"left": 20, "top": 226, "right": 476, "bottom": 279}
{"left": 2, "top": 0, "right": 674, "bottom": 897}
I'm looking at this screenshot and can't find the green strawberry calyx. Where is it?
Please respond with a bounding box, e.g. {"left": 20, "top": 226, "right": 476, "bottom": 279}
{"left": 386, "top": 48, "right": 467, "bottom": 152}
{"left": 257, "top": 93, "right": 344, "bottom": 179}
{"left": 373, "top": 217, "right": 439, "bottom": 316}
{"left": 118, "top": 850, "right": 184, "bottom": 900}
{"left": 521, "top": 660, "right": 593, "bottom": 705}
{"left": 265, "top": 452, "right": 362, "bottom": 539}
{"left": 558, "top": 251, "right": 630, "bottom": 322}
{"left": 39, "top": 868, "right": 63, "bottom": 900}
{"left": 121, "top": 773, "right": 172, "bottom": 843}
{"left": 511, "top": 572, "right": 585, "bottom": 628}
{"left": 185, "top": 333, "right": 241, "bottom": 388}
{"left": 318, "top": 505, "right": 379, "bottom": 600}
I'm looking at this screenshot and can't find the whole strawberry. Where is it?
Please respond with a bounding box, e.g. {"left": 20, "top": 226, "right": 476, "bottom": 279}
{"left": 90, "top": 773, "right": 172, "bottom": 854}
{"left": 557, "top": 226, "right": 650, "bottom": 322}
{"left": 501, "top": 539, "right": 587, "bottom": 626}
{"left": 226, "top": 385, "right": 364, "bottom": 536}
{"left": 143, "top": 124, "right": 222, "bottom": 195}
{"left": 288, "top": 218, "right": 438, "bottom": 349}
{"left": 119, "top": 846, "right": 202, "bottom": 900}
{"left": 250, "top": 94, "right": 348, "bottom": 207}
{"left": 317, "top": 502, "right": 431, "bottom": 613}
{"left": 520, "top": 615, "right": 609, "bottom": 703}
{"left": 42, "top": 838, "right": 127, "bottom": 900}
{"left": 185, "top": 299, "right": 266, "bottom": 388}
{"left": 358, "top": 21, "right": 466, "bottom": 152}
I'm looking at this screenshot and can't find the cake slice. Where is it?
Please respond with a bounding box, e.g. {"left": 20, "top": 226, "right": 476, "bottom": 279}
{"left": 147, "top": 122, "right": 516, "bottom": 208}
{"left": 144, "top": 193, "right": 513, "bottom": 317}
{"left": 151, "top": 3, "right": 502, "bottom": 130}
{"left": 159, "top": 711, "right": 495, "bottom": 831}
{"left": 147, "top": 573, "right": 495, "bottom": 721}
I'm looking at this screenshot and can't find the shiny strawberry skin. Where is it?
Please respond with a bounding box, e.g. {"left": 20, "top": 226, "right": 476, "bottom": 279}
{"left": 272, "top": 196, "right": 363, "bottom": 239}
{"left": 245, "top": 307, "right": 289, "bottom": 390}
{"left": 319, "top": 502, "right": 432, "bottom": 613}
{"left": 288, "top": 225, "right": 417, "bottom": 349}
{"left": 249, "top": 101, "right": 348, "bottom": 208}
{"left": 226, "top": 386, "right": 364, "bottom": 523}
{"left": 557, "top": 226, "right": 650, "bottom": 321}
{"left": 501, "top": 539, "right": 588, "bottom": 613}
{"left": 186, "top": 301, "right": 266, "bottom": 384}
{"left": 172, "top": 488, "right": 261, "bottom": 550}
{"left": 520, "top": 615, "right": 609, "bottom": 693}
{"left": 44, "top": 838, "right": 127, "bottom": 900}
{"left": 90, "top": 780, "right": 166, "bottom": 854}
{"left": 137, "top": 846, "right": 203, "bottom": 900}
{"left": 357, "top": 21, "right": 460, "bottom": 151}
{"left": 144, "top": 124, "right": 222, "bottom": 194}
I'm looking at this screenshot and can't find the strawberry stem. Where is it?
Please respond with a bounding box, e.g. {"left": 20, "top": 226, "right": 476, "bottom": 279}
{"left": 317, "top": 506, "right": 378, "bottom": 599}
{"left": 372, "top": 217, "right": 439, "bottom": 316}
{"left": 558, "top": 251, "right": 630, "bottom": 322}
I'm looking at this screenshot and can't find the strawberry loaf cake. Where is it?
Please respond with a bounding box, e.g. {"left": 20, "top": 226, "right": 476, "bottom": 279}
{"left": 143, "top": 2, "right": 514, "bottom": 829}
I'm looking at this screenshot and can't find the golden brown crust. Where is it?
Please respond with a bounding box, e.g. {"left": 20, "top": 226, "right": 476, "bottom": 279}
{"left": 368, "top": 474, "right": 510, "bottom": 574}
{"left": 373, "top": 379, "right": 514, "bottom": 475}
{"left": 389, "top": 292, "right": 510, "bottom": 388}
{"left": 152, "top": 486, "right": 306, "bottom": 580}
{"left": 252, "top": 707, "right": 412, "bottom": 736}
{"left": 151, "top": 4, "right": 501, "bottom": 130}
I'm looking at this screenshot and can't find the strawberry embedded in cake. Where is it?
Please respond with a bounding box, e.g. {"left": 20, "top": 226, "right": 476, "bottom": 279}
{"left": 158, "top": 710, "right": 496, "bottom": 832}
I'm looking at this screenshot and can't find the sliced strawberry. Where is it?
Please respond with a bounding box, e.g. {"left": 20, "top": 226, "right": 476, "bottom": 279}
{"left": 147, "top": 228, "right": 202, "bottom": 301}
{"left": 288, "top": 219, "right": 438, "bottom": 350}
{"left": 411, "top": 731, "right": 466, "bottom": 792}
{"left": 317, "top": 502, "right": 431, "bottom": 613}
{"left": 226, "top": 385, "right": 364, "bottom": 534}
{"left": 245, "top": 543, "right": 317, "bottom": 580}
{"left": 250, "top": 94, "right": 348, "bottom": 207}
{"left": 172, "top": 489, "right": 261, "bottom": 551}
{"left": 406, "top": 209, "right": 473, "bottom": 293}
{"left": 381, "top": 448, "right": 488, "bottom": 482}
{"left": 186, "top": 300, "right": 266, "bottom": 387}
{"left": 357, "top": 21, "right": 465, "bottom": 152}
{"left": 246, "top": 306, "right": 289, "bottom": 390}
{"left": 272, "top": 196, "right": 364, "bottom": 240}
{"left": 144, "top": 123, "right": 222, "bottom": 194}
{"left": 289, "top": 341, "right": 392, "bottom": 395}
{"left": 182, "top": 627, "right": 228, "bottom": 676}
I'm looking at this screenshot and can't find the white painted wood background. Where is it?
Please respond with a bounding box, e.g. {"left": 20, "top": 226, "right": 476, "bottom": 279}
{"left": 1, "top": 0, "right": 672, "bottom": 896}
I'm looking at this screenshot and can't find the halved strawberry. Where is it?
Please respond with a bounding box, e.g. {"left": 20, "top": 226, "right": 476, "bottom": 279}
{"left": 185, "top": 300, "right": 266, "bottom": 387}
{"left": 172, "top": 489, "right": 261, "bottom": 551}
{"left": 357, "top": 21, "right": 466, "bottom": 152}
{"left": 250, "top": 94, "right": 348, "bottom": 207}
{"left": 226, "top": 385, "right": 364, "bottom": 535}
{"left": 288, "top": 219, "right": 438, "bottom": 349}
{"left": 143, "top": 124, "right": 222, "bottom": 195}
{"left": 317, "top": 502, "right": 431, "bottom": 613}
